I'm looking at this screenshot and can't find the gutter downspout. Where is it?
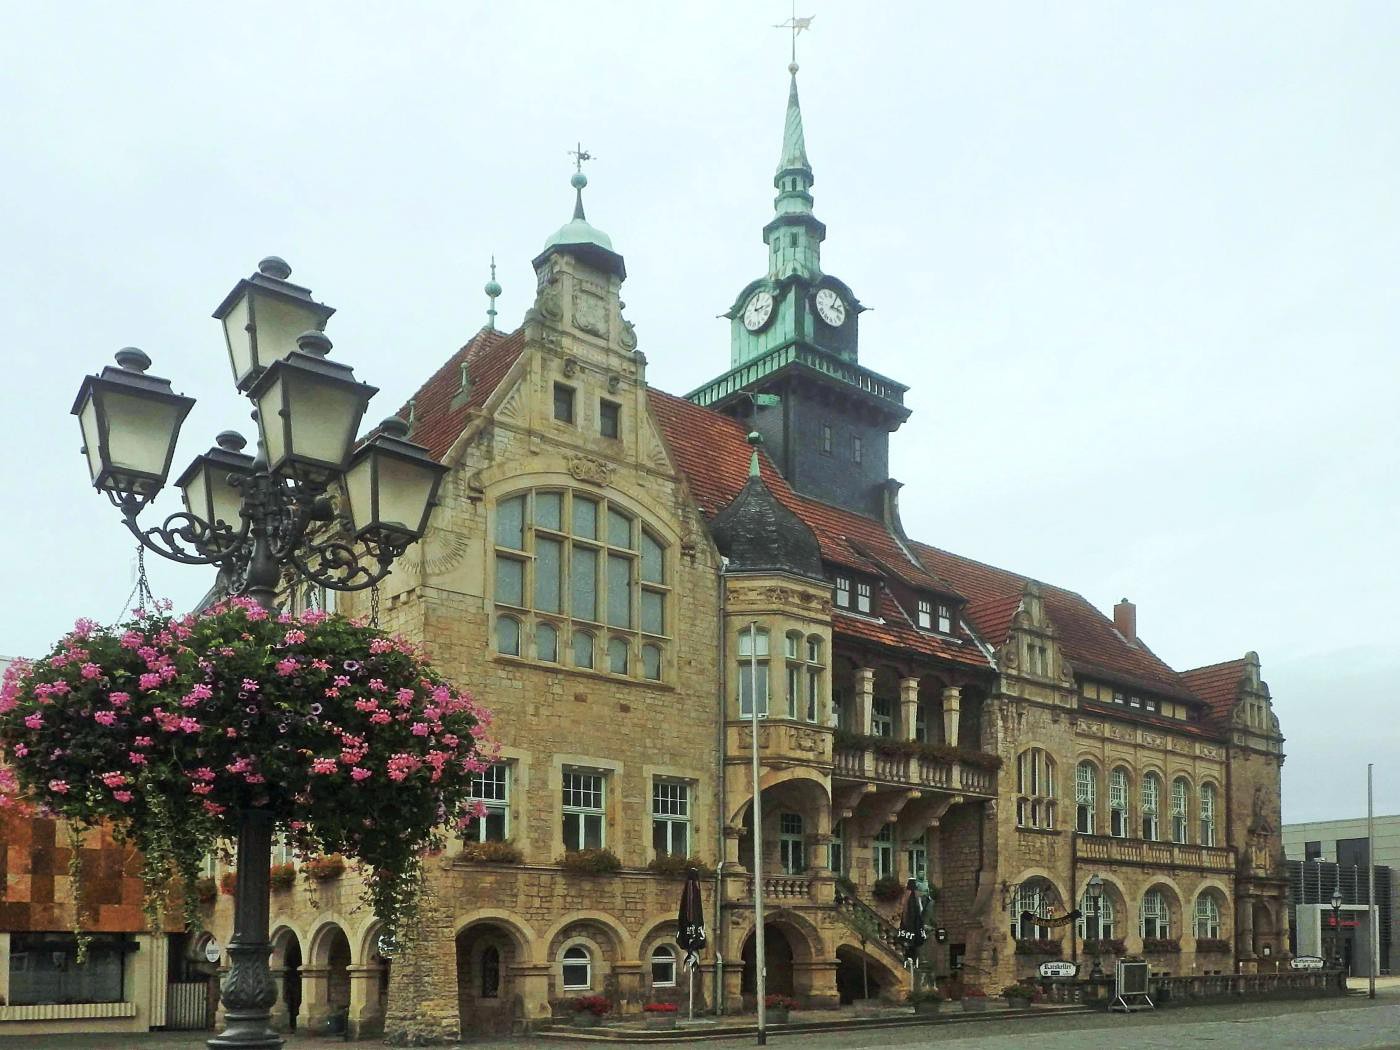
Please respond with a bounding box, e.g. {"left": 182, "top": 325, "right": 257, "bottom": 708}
{"left": 714, "top": 557, "right": 728, "bottom": 1015}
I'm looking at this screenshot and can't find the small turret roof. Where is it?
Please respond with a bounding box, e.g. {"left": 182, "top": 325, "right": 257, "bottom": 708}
{"left": 709, "top": 434, "right": 824, "bottom": 581}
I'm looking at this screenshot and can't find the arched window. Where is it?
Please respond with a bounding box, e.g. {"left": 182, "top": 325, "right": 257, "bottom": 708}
{"left": 1077, "top": 890, "right": 1116, "bottom": 942}
{"left": 561, "top": 946, "right": 591, "bottom": 990}
{"left": 1076, "top": 762, "right": 1097, "bottom": 835}
{"left": 1015, "top": 748, "right": 1056, "bottom": 830}
{"left": 1140, "top": 889, "right": 1170, "bottom": 940}
{"left": 1199, "top": 783, "right": 1218, "bottom": 846}
{"left": 492, "top": 489, "right": 669, "bottom": 678}
{"left": 1141, "top": 773, "right": 1161, "bottom": 841}
{"left": 536, "top": 622, "right": 558, "bottom": 662}
{"left": 650, "top": 945, "right": 677, "bottom": 987}
{"left": 572, "top": 630, "right": 595, "bottom": 669}
{"left": 1011, "top": 878, "right": 1057, "bottom": 940}
{"left": 738, "top": 626, "right": 769, "bottom": 717}
{"left": 1171, "top": 778, "right": 1190, "bottom": 843}
{"left": 1194, "top": 893, "right": 1223, "bottom": 939}
{"left": 480, "top": 945, "right": 501, "bottom": 998}
{"left": 495, "top": 616, "right": 520, "bottom": 656}
{"left": 1109, "top": 768, "right": 1130, "bottom": 838}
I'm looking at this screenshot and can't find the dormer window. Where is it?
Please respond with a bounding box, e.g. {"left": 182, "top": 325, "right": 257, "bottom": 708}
{"left": 834, "top": 576, "right": 851, "bottom": 608}
{"left": 917, "top": 599, "right": 932, "bottom": 629}
{"left": 855, "top": 582, "right": 872, "bottom": 614}
{"left": 937, "top": 603, "right": 952, "bottom": 633}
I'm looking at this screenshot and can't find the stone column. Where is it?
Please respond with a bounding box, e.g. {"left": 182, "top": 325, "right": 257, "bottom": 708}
{"left": 515, "top": 964, "right": 555, "bottom": 1030}
{"left": 1237, "top": 895, "right": 1257, "bottom": 972}
{"left": 723, "top": 824, "right": 743, "bottom": 866}
{"left": 299, "top": 966, "right": 331, "bottom": 1031}
{"left": 384, "top": 885, "right": 461, "bottom": 1044}
{"left": 899, "top": 677, "right": 920, "bottom": 741}
{"left": 793, "top": 959, "right": 840, "bottom": 1009}
{"left": 346, "top": 964, "right": 385, "bottom": 1039}
{"left": 722, "top": 959, "right": 746, "bottom": 1014}
{"left": 268, "top": 967, "right": 291, "bottom": 1031}
{"left": 854, "top": 668, "right": 875, "bottom": 736}
{"left": 941, "top": 686, "right": 962, "bottom": 749}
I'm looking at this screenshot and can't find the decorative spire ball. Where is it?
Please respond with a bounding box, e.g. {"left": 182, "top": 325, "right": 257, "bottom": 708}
{"left": 789, "top": 62, "right": 799, "bottom": 75}
{"left": 484, "top": 256, "right": 501, "bottom": 330}
{"left": 571, "top": 171, "right": 588, "bottom": 191}
{"left": 747, "top": 431, "right": 764, "bottom": 477}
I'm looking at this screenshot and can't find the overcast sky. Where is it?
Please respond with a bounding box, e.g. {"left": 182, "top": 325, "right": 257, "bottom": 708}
{"left": 2, "top": 2, "right": 1395, "bottom": 822}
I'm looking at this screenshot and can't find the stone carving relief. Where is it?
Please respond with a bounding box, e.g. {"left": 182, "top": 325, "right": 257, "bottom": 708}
{"left": 539, "top": 287, "right": 563, "bottom": 320}
{"left": 572, "top": 290, "right": 609, "bottom": 338}
{"left": 1198, "top": 745, "right": 1222, "bottom": 760}
{"left": 1169, "top": 738, "right": 1192, "bottom": 754}
{"left": 1140, "top": 732, "right": 1165, "bottom": 749}
{"left": 792, "top": 729, "right": 823, "bottom": 754}
{"left": 566, "top": 454, "right": 613, "bottom": 486}
{"left": 619, "top": 319, "right": 638, "bottom": 351}
{"left": 1076, "top": 720, "right": 1104, "bottom": 737}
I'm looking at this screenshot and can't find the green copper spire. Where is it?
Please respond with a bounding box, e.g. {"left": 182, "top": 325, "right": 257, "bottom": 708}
{"left": 747, "top": 431, "right": 763, "bottom": 477}
{"left": 764, "top": 65, "right": 825, "bottom": 280}
{"left": 537, "top": 144, "right": 626, "bottom": 279}
{"left": 778, "top": 64, "right": 810, "bottom": 174}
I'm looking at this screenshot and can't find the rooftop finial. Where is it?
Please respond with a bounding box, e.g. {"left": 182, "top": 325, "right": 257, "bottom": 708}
{"left": 484, "top": 255, "right": 501, "bottom": 330}
{"left": 746, "top": 430, "right": 764, "bottom": 478}
{"left": 773, "top": 6, "right": 815, "bottom": 70}
{"left": 567, "top": 142, "right": 594, "bottom": 220}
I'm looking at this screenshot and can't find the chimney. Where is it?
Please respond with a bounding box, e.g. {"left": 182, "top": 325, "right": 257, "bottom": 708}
{"left": 1114, "top": 598, "right": 1137, "bottom": 643}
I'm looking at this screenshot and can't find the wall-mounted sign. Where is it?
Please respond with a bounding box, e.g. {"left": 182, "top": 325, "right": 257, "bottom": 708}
{"left": 377, "top": 932, "right": 399, "bottom": 960}
{"left": 203, "top": 939, "right": 222, "bottom": 964}
{"left": 934, "top": 927, "right": 948, "bottom": 944}
{"left": 1039, "top": 960, "right": 1078, "bottom": 979}
{"left": 1291, "top": 956, "right": 1325, "bottom": 970}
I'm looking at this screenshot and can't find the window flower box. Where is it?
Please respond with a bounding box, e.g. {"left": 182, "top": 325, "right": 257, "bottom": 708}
{"left": 460, "top": 840, "right": 523, "bottom": 865}
{"left": 560, "top": 849, "right": 622, "bottom": 875}
{"left": 1014, "top": 938, "right": 1063, "bottom": 956}
{"left": 765, "top": 994, "right": 798, "bottom": 1023}
{"left": 1195, "top": 937, "right": 1231, "bottom": 954}
{"left": 1142, "top": 937, "right": 1181, "bottom": 953}
{"left": 643, "top": 1002, "right": 678, "bottom": 1029}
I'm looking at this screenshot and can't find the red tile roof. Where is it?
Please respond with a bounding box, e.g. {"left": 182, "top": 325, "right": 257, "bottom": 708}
{"left": 1180, "top": 658, "right": 1247, "bottom": 727}
{"left": 833, "top": 585, "right": 990, "bottom": 671}
{"left": 401, "top": 327, "right": 524, "bottom": 460}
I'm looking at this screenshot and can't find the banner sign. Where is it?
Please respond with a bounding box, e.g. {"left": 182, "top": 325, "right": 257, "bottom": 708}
{"left": 1039, "top": 960, "right": 1078, "bottom": 978}
{"left": 1290, "top": 956, "right": 1325, "bottom": 970}
{"left": 1020, "top": 908, "right": 1083, "bottom": 928}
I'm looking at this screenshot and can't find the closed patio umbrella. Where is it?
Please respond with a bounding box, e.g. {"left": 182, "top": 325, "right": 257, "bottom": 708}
{"left": 896, "top": 878, "right": 927, "bottom": 966}
{"left": 676, "top": 867, "right": 707, "bottom": 1020}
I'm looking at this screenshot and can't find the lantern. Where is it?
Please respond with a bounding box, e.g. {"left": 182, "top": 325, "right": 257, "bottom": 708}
{"left": 212, "top": 256, "right": 336, "bottom": 391}
{"left": 343, "top": 417, "right": 448, "bottom": 543}
{"left": 71, "top": 348, "right": 195, "bottom": 503}
{"left": 175, "top": 431, "right": 256, "bottom": 530}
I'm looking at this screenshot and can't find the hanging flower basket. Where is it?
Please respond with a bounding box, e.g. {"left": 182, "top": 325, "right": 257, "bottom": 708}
{"left": 0, "top": 600, "right": 494, "bottom": 942}
{"left": 302, "top": 854, "right": 347, "bottom": 881}
{"left": 269, "top": 863, "right": 297, "bottom": 892}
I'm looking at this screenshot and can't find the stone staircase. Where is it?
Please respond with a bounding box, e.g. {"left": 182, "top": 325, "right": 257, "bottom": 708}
{"left": 833, "top": 888, "right": 908, "bottom": 964}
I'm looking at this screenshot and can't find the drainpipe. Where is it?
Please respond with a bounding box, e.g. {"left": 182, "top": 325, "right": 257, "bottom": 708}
{"left": 713, "top": 557, "right": 728, "bottom": 1015}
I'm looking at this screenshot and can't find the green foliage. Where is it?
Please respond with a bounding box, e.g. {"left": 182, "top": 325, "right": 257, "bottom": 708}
{"left": 871, "top": 875, "right": 904, "bottom": 901}
{"left": 1013, "top": 938, "right": 1062, "bottom": 956}
{"left": 1142, "top": 937, "right": 1181, "bottom": 953}
{"left": 459, "top": 840, "right": 524, "bottom": 865}
{"left": 268, "top": 863, "right": 297, "bottom": 891}
{"left": 907, "top": 985, "right": 944, "bottom": 1003}
{"left": 1001, "top": 983, "right": 1036, "bottom": 1001}
{"left": 559, "top": 848, "right": 622, "bottom": 875}
{"left": 646, "top": 854, "right": 714, "bottom": 879}
{"left": 830, "top": 729, "right": 1002, "bottom": 771}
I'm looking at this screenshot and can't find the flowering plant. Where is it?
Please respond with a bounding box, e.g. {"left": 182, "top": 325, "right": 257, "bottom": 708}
{"left": 643, "top": 1002, "right": 678, "bottom": 1013}
{"left": 0, "top": 599, "right": 493, "bottom": 941}
{"left": 301, "top": 853, "right": 347, "bottom": 881}
{"left": 269, "top": 863, "right": 297, "bottom": 891}
{"left": 219, "top": 871, "right": 238, "bottom": 896}
{"left": 764, "top": 994, "right": 799, "bottom": 1010}
{"left": 573, "top": 995, "right": 612, "bottom": 1016}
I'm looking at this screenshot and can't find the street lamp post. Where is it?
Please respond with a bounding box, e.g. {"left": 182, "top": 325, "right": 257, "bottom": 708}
{"left": 1330, "top": 888, "right": 1344, "bottom": 976}
{"left": 72, "top": 257, "right": 447, "bottom": 1050}
{"left": 1084, "top": 873, "right": 1105, "bottom": 980}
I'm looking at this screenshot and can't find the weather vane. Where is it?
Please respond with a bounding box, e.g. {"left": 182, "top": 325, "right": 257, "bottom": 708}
{"left": 568, "top": 142, "right": 594, "bottom": 174}
{"left": 773, "top": 4, "right": 815, "bottom": 69}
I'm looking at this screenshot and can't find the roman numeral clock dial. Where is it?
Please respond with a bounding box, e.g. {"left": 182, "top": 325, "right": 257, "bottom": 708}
{"left": 743, "top": 290, "right": 774, "bottom": 331}
{"left": 814, "top": 288, "right": 846, "bottom": 327}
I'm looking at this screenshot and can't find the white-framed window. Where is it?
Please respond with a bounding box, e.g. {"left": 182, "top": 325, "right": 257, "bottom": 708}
{"left": 1140, "top": 890, "right": 1170, "bottom": 939}
{"left": 905, "top": 831, "right": 928, "bottom": 882}
{"left": 781, "top": 632, "right": 822, "bottom": 722}
{"left": 871, "top": 692, "right": 893, "bottom": 737}
{"left": 852, "top": 435, "right": 863, "bottom": 463}
{"left": 1171, "top": 777, "right": 1190, "bottom": 843}
{"left": 562, "top": 770, "right": 605, "bottom": 850}
{"left": 1199, "top": 783, "right": 1218, "bottom": 847}
{"left": 856, "top": 582, "right": 873, "bottom": 614}
{"left": 1076, "top": 762, "right": 1097, "bottom": 835}
{"left": 937, "top": 604, "right": 952, "bottom": 633}
{"left": 1109, "top": 768, "right": 1129, "bottom": 838}
{"left": 493, "top": 489, "right": 669, "bottom": 677}
{"left": 779, "top": 813, "right": 805, "bottom": 874}
{"left": 467, "top": 763, "right": 510, "bottom": 842}
{"left": 652, "top": 779, "right": 690, "bottom": 858}
{"left": 562, "top": 946, "right": 591, "bottom": 990}
{"left": 805, "top": 637, "right": 822, "bottom": 722}
{"left": 873, "top": 823, "right": 895, "bottom": 879}
{"left": 820, "top": 423, "right": 832, "bottom": 454}
{"left": 917, "top": 599, "right": 932, "bottom": 629}
{"left": 650, "top": 945, "right": 677, "bottom": 987}
{"left": 828, "top": 820, "right": 846, "bottom": 875}
{"left": 1011, "top": 879, "right": 1055, "bottom": 940}
{"left": 1015, "top": 748, "right": 1056, "bottom": 830}
{"left": 1141, "top": 773, "right": 1161, "bottom": 841}
{"left": 271, "top": 832, "right": 294, "bottom": 866}
{"left": 1194, "top": 894, "right": 1222, "bottom": 939}
{"left": 738, "top": 626, "right": 770, "bottom": 717}
{"left": 834, "top": 576, "right": 851, "bottom": 608}
{"left": 1077, "top": 891, "right": 1116, "bottom": 941}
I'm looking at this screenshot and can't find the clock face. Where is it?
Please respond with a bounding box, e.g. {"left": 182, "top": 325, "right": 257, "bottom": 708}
{"left": 814, "top": 288, "right": 846, "bottom": 327}
{"left": 742, "top": 290, "right": 775, "bottom": 332}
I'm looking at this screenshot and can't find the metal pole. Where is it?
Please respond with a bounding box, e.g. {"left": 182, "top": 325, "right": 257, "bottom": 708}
{"left": 749, "top": 621, "right": 767, "bottom": 1045}
{"left": 1368, "top": 763, "right": 1376, "bottom": 999}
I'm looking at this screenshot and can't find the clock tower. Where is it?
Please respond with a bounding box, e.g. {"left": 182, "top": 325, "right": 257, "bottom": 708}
{"left": 686, "top": 64, "right": 910, "bottom": 518}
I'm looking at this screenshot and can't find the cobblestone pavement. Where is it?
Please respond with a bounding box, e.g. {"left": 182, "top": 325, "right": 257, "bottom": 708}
{"left": 8, "top": 988, "right": 1400, "bottom": 1050}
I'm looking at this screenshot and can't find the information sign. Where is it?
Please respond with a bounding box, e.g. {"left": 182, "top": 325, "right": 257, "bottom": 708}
{"left": 1039, "top": 960, "right": 1078, "bottom": 979}
{"left": 204, "top": 939, "right": 222, "bottom": 964}
{"left": 1290, "top": 955, "right": 1325, "bottom": 970}
{"left": 1111, "top": 960, "right": 1154, "bottom": 1012}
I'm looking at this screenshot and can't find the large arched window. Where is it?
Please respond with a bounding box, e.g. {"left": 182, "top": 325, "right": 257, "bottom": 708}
{"left": 1140, "top": 889, "right": 1170, "bottom": 939}
{"left": 650, "top": 945, "right": 677, "bottom": 987}
{"left": 562, "top": 946, "right": 592, "bottom": 990}
{"left": 1109, "top": 768, "right": 1130, "bottom": 838}
{"left": 1077, "top": 890, "right": 1117, "bottom": 942}
{"left": 1194, "top": 893, "right": 1223, "bottom": 939}
{"left": 1010, "top": 878, "right": 1058, "bottom": 940}
{"left": 1171, "top": 777, "right": 1191, "bottom": 843}
{"left": 480, "top": 945, "right": 501, "bottom": 998}
{"left": 1015, "top": 748, "right": 1056, "bottom": 830}
{"left": 1076, "top": 762, "right": 1097, "bottom": 835}
{"left": 493, "top": 489, "right": 669, "bottom": 679}
{"left": 1199, "top": 782, "right": 1218, "bottom": 846}
{"left": 1141, "top": 773, "right": 1161, "bottom": 841}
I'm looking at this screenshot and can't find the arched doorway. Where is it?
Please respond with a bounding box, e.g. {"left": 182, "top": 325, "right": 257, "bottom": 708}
{"left": 270, "top": 929, "right": 302, "bottom": 1032}
{"left": 740, "top": 924, "right": 795, "bottom": 1001}
{"left": 306, "top": 924, "right": 351, "bottom": 1032}
{"left": 835, "top": 944, "right": 894, "bottom": 1004}
{"left": 456, "top": 922, "right": 521, "bottom": 1036}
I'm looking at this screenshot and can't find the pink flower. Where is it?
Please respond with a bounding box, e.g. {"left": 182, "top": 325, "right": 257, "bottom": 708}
{"left": 369, "top": 711, "right": 391, "bottom": 724}
{"left": 275, "top": 658, "right": 298, "bottom": 677}
{"left": 283, "top": 629, "right": 306, "bottom": 645}
{"left": 192, "top": 784, "right": 213, "bottom": 795}
{"left": 226, "top": 727, "right": 238, "bottom": 738}
{"left": 93, "top": 710, "right": 117, "bottom": 726}
{"left": 202, "top": 801, "right": 226, "bottom": 815}
{"left": 138, "top": 672, "right": 162, "bottom": 691}
{"left": 48, "top": 779, "right": 69, "bottom": 794}
{"left": 324, "top": 687, "right": 340, "bottom": 698}
{"left": 23, "top": 713, "right": 42, "bottom": 730}
{"left": 368, "top": 678, "right": 386, "bottom": 693}
{"left": 13, "top": 743, "right": 28, "bottom": 757}
{"left": 179, "top": 717, "right": 201, "bottom": 734}
{"left": 100, "top": 772, "right": 127, "bottom": 788}
{"left": 80, "top": 662, "right": 102, "bottom": 680}
{"left": 312, "top": 659, "right": 331, "bottom": 672}
{"left": 410, "top": 722, "right": 430, "bottom": 737}
{"left": 351, "top": 767, "right": 372, "bottom": 781}
{"left": 128, "top": 752, "right": 148, "bottom": 765}
{"left": 112, "top": 790, "right": 133, "bottom": 803}
{"left": 133, "top": 736, "right": 153, "bottom": 748}
{"left": 108, "top": 691, "right": 130, "bottom": 708}
{"left": 241, "top": 678, "right": 260, "bottom": 692}
{"left": 333, "top": 675, "right": 351, "bottom": 688}
{"left": 311, "top": 758, "right": 337, "bottom": 774}
{"left": 192, "top": 767, "right": 216, "bottom": 782}
{"left": 189, "top": 683, "right": 213, "bottom": 701}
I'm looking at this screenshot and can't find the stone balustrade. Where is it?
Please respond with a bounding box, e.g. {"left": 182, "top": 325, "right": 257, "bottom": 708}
{"left": 1036, "top": 968, "right": 1343, "bottom": 1006}
{"left": 1076, "top": 833, "right": 1235, "bottom": 873}
{"left": 832, "top": 744, "right": 997, "bottom": 798}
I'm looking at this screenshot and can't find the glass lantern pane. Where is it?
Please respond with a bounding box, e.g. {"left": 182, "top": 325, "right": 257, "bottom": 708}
{"left": 344, "top": 456, "right": 374, "bottom": 536}
{"left": 208, "top": 468, "right": 244, "bottom": 528}
{"left": 373, "top": 453, "right": 438, "bottom": 536}
{"left": 252, "top": 291, "right": 323, "bottom": 373}
{"left": 78, "top": 395, "right": 103, "bottom": 484}
{"left": 281, "top": 369, "right": 363, "bottom": 472}
{"left": 221, "top": 294, "right": 254, "bottom": 383}
{"left": 102, "top": 389, "right": 183, "bottom": 481}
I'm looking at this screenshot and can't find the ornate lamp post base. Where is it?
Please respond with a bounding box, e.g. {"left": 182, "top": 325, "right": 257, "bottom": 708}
{"left": 208, "top": 809, "right": 282, "bottom": 1050}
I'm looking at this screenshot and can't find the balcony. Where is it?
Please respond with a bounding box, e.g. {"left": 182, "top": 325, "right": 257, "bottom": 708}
{"left": 726, "top": 719, "right": 833, "bottom": 771}
{"left": 831, "top": 742, "right": 998, "bottom": 798}
{"left": 1077, "top": 833, "right": 1235, "bottom": 874}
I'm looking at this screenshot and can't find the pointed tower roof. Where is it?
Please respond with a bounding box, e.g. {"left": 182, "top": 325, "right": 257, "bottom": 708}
{"left": 709, "top": 433, "right": 824, "bottom": 580}
{"left": 778, "top": 63, "right": 810, "bottom": 175}
{"left": 537, "top": 165, "right": 625, "bottom": 279}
